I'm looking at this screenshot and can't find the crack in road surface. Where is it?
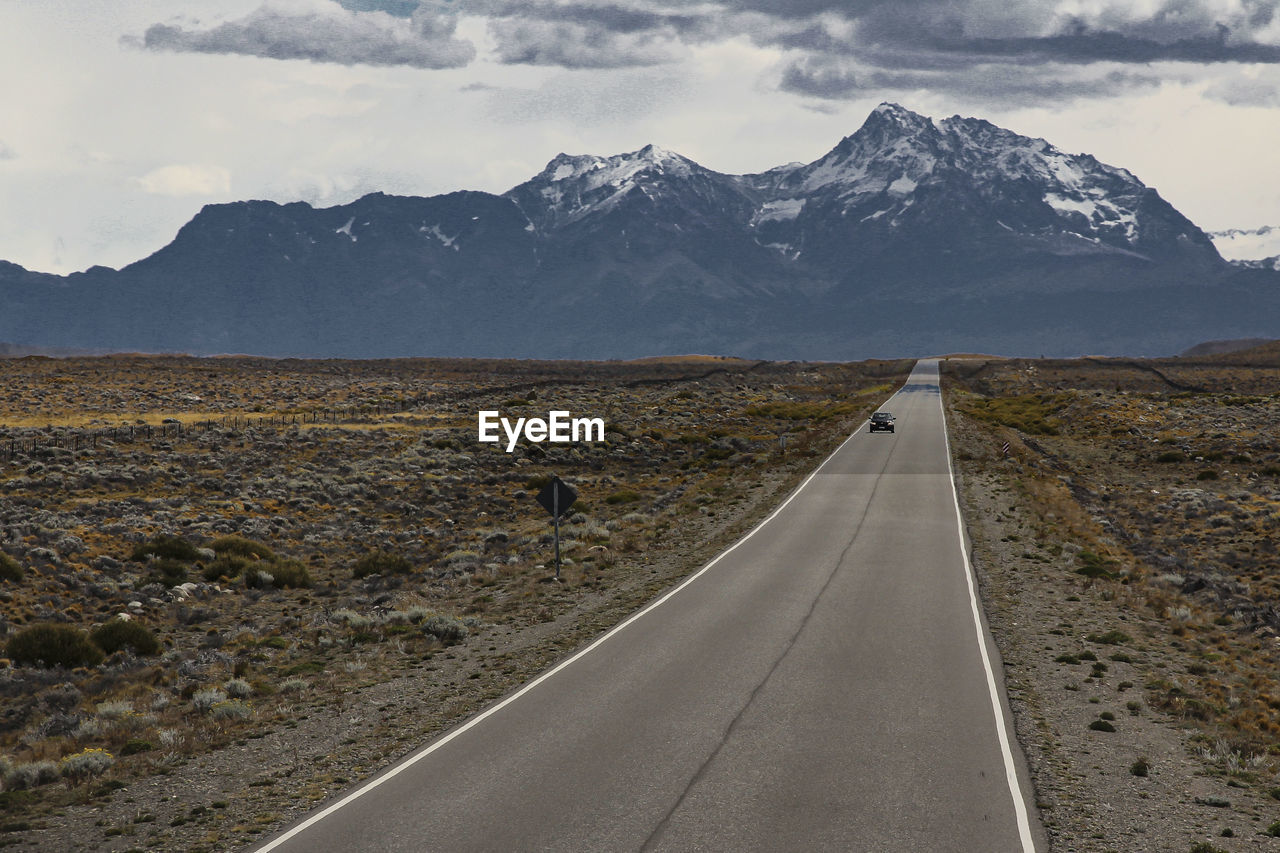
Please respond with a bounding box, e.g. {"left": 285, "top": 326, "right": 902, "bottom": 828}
{"left": 639, "top": 431, "right": 900, "bottom": 852}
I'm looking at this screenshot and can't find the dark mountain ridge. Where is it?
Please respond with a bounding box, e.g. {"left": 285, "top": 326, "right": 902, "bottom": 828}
{"left": 1, "top": 104, "right": 1274, "bottom": 359}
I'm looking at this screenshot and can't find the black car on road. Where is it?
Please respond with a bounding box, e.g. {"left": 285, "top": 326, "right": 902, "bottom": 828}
{"left": 870, "top": 412, "right": 895, "bottom": 433}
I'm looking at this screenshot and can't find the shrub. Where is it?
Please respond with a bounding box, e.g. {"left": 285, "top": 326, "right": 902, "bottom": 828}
{"left": 91, "top": 619, "right": 160, "bottom": 656}
{"left": 95, "top": 699, "right": 134, "bottom": 720}
{"left": 192, "top": 689, "right": 227, "bottom": 713}
{"left": 1088, "top": 719, "right": 1116, "bottom": 732}
{"left": 744, "top": 400, "right": 855, "bottom": 421}
{"left": 605, "top": 490, "right": 643, "bottom": 505}
{"left": 3, "top": 761, "right": 60, "bottom": 790}
{"left": 961, "top": 394, "right": 1067, "bottom": 435}
{"left": 209, "top": 700, "right": 251, "bottom": 722}
{"left": 146, "top": 558, "right": 189, "bottom": 586}
{"left": 1087, "top": 630, "right": 1132, "bottom": 645}
{"left": 1197, "top": 470, "right": 1220, "bottom": 481}
{"left": 1075, "top": 550, "right": 1118, "bottom": 579}
{"left": 202, "top": 554, "right": 244, "bottom": 582}
{"left": 210, "top": 536, "right": 276, "bottom": 562}
{"left": 59, "top": 748, "right": 115, "bottom": 783}
{"left": 6, "top": 624, "right": 104, "bottom": 668}
{"left": 1130, "top": 757, "right": 1149, "bottom": 777}
{"left": 352, "top": 550, "right": 411, "bottom": 579}
{"left": 131, "top": 534, "right": 200, "bottom": 562}
{"left": 1156, "top": 450, "right": 1185, "bottom": 463}
{"left": 243, "top": 568, "right": 275, "bottom": 590}
{"left": 120, "top": 739, "right": 153, "bottom": 756}
{"left": 224, "top": 678, "right": 252, "bottom": 699}
{"left": 280, "top": 678, "right": 308, "bottom": 693}
{"left": 266, "top": 559, "right": 311, "bottom": 588}
{"left": 524, "top": 474, "right": 553, "bottom": 490}
{"left": 1267, "top": 821, "right": 1280, "bottom": 838}
{"left": 422, "top": 614, "right": 469, "bottom": 645}
{"left": 0, "top": 553, "right": 23, "bottom": 583}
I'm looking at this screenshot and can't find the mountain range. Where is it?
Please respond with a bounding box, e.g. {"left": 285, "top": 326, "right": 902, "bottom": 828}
{"left": 2, "top": 103, "right": 1276, "bottom": 359}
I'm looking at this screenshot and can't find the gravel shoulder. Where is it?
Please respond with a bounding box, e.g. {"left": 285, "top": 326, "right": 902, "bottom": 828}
{"left": 945, "top": 354, "right": 1280, "bottom": 853}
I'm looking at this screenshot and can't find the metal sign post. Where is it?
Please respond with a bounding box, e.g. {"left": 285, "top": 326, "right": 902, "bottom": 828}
{"left": 553, "top": 485, "right": 561, "bottom": 579}
{"left": 535, "top": 476, "right": 577, "bottom": 580}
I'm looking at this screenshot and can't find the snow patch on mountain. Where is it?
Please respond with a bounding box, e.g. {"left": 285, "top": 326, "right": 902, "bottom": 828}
{"left": 421, "top": 224, "right": 459, "bottom": 251}
{"left": 1210, "top": 226, "right": 1280, "bottom": 263}
{"left": 752, "top": 198, "right": 805, "bottom": 226}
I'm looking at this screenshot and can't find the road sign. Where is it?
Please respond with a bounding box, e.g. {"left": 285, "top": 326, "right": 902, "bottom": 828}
{"left": 535, "top": 476, "right": 577, "bottom": 579}
{"left": 536, "top": 477, "right": 577, "bottom": 519}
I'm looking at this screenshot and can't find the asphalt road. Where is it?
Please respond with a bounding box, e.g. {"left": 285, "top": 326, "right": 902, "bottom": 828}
{"left": 256, "top": 359, "right": 1043, "bottom": 852}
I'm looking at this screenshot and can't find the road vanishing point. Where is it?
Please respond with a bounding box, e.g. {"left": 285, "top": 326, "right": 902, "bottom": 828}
{"left": 255, "top": 359, "right": 1045, "bottom": 852}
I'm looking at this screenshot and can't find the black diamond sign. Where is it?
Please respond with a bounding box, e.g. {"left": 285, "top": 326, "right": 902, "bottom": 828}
{"left": 536, "top": 476, "right": 577, "bottom": 519}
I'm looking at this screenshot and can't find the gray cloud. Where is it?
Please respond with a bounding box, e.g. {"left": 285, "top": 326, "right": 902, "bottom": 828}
{"left": 129, "top": 2, "right": 474, "bottom": 69}
{"left": 126, "top": 0, "right": 1280, "bottom": 104}
{"left": 487, "top": 16, "right": 684, "bottom": 67}
{"left": 779, "top": 53, "right": 1165, "bottom": 106}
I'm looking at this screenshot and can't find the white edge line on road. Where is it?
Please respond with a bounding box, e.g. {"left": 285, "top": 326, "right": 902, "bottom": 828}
{"left": 937, "top": 369, "right": 1038, "bottom": 853}
{"left": 253, "top": 382, "right": 900, "bottom": 853}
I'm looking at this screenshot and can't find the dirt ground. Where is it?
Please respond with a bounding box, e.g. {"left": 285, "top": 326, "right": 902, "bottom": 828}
{"left": 945, "top": 347, "right": 1280, "bottom": 852}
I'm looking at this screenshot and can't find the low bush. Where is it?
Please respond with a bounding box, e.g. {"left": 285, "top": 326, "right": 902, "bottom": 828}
{"left": 146, "top": 558, "right": 188, "bottom": 586}
{"left": 605, "top": 490, "right": 643, "bottom": 505}
{"left": 3, "top": 761, "right": 59, "bottom": 790}
{"left": 267, "top": 559, "right": 311, "bottom": 588}
{"left": 1156, "top": 451, "right": 1185, "bottom": 463}
{"left": 224, "top": 678, "right": 252, "bottom": 699}
{"left": 209, "top": 700, "right": 251, "bottom": 722}
{"left": 59, "top": 748, "right": 115, "bottom": 783}
{"left": 91, "top": 619, "right": 160, "bottom": 656}
{"left": 131, "top": 534, "right": 200, "bottom": 563}
{"left": 962, "top": 393, "right": 1068, "bottom": 435}
{"left": 744, "top": 400, "right": 855, "bottom": 421}
{"left": 422, "top": 614, "right": 469, "bottom": 645}
{"left": 1075, "top": 550, "right": 1118, "bottom": 579}
{"left": 352, "top": 550, "right": 412, "bottom": 579}
{"left": 7, "top": 624, "right": 104, "bottom": 668}
{"left": 0, "top": 553, "right": 23, "bottom": 583}
{"left": 203, "top": 554, "right": 248, "bottom": 582}
{"left": 120, "top": 739, "right": 153, "bottom": 756}
{"left": 192, "top": 689, "right": 227, "bottom": 713}
{"left": 210, "top": 536, "right": 276, "bottom": 562}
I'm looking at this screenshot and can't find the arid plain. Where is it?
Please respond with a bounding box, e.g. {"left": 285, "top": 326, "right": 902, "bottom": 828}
{"left": 3, "top": 347, "right": 1280, "bottom": 851}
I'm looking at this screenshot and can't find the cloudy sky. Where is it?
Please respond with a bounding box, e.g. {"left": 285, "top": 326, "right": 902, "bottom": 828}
{"left": 4, "top": 0, "right": 1280, "bottom": 273}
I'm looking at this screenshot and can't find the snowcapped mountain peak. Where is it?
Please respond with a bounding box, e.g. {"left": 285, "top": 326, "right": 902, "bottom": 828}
{"left": 509, "top": 144, "right": 710, "bottom": 229}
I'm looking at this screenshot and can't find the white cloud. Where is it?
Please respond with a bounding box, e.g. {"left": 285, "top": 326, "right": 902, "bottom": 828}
{"left": 136, "top": 164, "right": 233, "bottom": 196}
